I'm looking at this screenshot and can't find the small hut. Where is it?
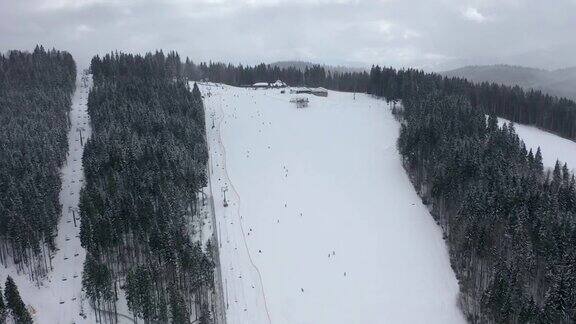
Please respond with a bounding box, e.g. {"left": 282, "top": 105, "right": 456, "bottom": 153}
{"left": 310, "top": 87, "right": 328, "bottom": 97}
{"left": 271, "top": 80, "right": 287, "bottom": 88}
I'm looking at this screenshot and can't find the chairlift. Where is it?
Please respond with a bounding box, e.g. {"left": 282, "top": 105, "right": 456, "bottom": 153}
{"left": 222, "top": 186, "right": 229, "bottom": 207}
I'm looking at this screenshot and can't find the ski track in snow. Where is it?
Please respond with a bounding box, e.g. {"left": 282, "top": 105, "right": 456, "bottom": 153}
{"left": 0, "top": 73, "right": 94, "bottom": 323}
{"left": 213, "top": 98, "right": 273, "bottom": 323}
{"left": 0, "top": 73, "right": 137, "bottom": 324}
{"left": 205, "top": 84, "right": 272, "bottom": 324}
{"left": 200, "top": 83, "right": 466, "bottom": 324}
{"left": 499, "top": 118, "right": 576, "bottom": 171}
{"left": 2, "top": 76, "right": 574, "bottom": 323}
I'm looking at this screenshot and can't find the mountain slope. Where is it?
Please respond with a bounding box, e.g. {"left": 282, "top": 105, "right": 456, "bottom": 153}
{"left": 270, "top": 60, "right": 367, "bottom": 73}
{"left": 443, "top": 65, "right": 576, "bottom": 100}
{"left": 500, "top": 118, "right": 576, "bottom": 172}
{"left": 2, "top": 72, "right": 96, "bottom": 323}
{"left": 200, "top": 83, "right": 464, "bottom": 324}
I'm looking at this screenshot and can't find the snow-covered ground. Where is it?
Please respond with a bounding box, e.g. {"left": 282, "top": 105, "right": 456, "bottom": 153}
{"left": 0, "top": 73, "right": 93, "bottom": 323}
{"left": 201, "top": 83, "right": 465, "bottom": 324}
{"left": 499, "top": 118, "right": 576, "bottom": 171}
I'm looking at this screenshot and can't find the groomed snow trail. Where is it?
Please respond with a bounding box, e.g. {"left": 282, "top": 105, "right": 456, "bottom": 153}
{"left": 0, "top": 72, "right": 93, "bottom": 323}
{"left": 203, "top": 83, "right": 272, "bottom": 324}
{"left": 499, "top": 118, "right": 576, "bottom": 171}
{"left": 201, "top": 83, "right": 466, "bottom": 324}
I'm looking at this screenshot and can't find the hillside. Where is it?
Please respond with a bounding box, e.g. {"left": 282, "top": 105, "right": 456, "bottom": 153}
{"left": 269, "top": 60, "right": 367, "bottom": 74}
{"left": 500, "top": 118, "right": 576, "bottom": 172}
{"left": 442, "top": 64, "right": 576, "bottom": 100}
{"left": 200, "top": 83, "right": 464, "bottom": 323}
{"left": 1, "top": 72, "right": 96, "bottom": 323}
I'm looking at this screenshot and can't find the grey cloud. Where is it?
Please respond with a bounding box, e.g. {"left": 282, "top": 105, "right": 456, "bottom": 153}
{"left": 0, "top": 0, "right": 575, "bottom": 70}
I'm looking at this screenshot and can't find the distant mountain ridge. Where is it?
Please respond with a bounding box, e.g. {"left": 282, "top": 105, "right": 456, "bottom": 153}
{"left": 269, "top": 60, "right": 367, "bottom": 74}
{"left": 442, "top": 64, "right": 576, "bottom": 100}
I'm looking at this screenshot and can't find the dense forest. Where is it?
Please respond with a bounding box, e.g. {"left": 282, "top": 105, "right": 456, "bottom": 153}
{"left": 96, "top": 53, "right": 576, "bottom": 143}
{"left": 368, "top": 65, "right": 576, "bottom": 141}
{"left": 91, "top": 51, "right": 371, "bottom": 92}
{"left": 181, "top": 60, "right": 369, "bottom": 92}
{"left": 5, "top": 46, "right": 576, "bottom": 323}
{"left": 175, "top": 59, "right": 576, "bottom": 143}
{"left": 0, "top": 46, "right": 76, "bottom": 281}
{"left": 81, "top": 51, "right": 214, "bottom": 323}
{"left": 393, "top": 89, "right": 576, "bottom": 322}
{"left": 90, "top": 50, "right": 366, "bottom": 90}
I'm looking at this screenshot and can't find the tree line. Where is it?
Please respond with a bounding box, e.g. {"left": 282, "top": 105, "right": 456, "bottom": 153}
{"left": 395, "top": 90, "right": 576, "bottom": 322}
{"left": 94, "top": 53, "right": 576, "bottom": 142}
{"left": 183, "top": 60, "right": 370, "bottom": 92}
{"left": 0, "top": 46, "right": 76, "bottom": 282}
{"left": 81, "top": 51, "right": 214, "bottom": 323}
{"left": 368, "top": 65, "right": 576, "bottom": 141}
{"left": 132, "top": 58, "right": 576, "bottom": 143}
{"left": 7, "top": 46, "right": 576, "bottom": 323}
{"left": 90, "top": 50, "right": 370, "bottom": 92}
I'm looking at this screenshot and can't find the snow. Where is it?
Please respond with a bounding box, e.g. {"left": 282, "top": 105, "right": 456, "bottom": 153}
{"left": 271, "top": 80, "right": 286, "bottom": 88}
{"left": 200, "top": 83, "right": 465, "bottom": 324}
{"left": 499, "top": 118, "right": 576, "bottom": 171}
{"left": 0, "top": 73, "right": 137, "bottom": 324}
{"left": 0, "top": 72, "right": 93, "bottom": 323}
{"left": 199, "top": 203, "right": 216, "bottom": 249}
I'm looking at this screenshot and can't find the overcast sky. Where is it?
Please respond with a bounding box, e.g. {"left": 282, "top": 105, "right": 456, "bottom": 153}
{"left": 1, "top": 0, "right": 575, "bottom": 71}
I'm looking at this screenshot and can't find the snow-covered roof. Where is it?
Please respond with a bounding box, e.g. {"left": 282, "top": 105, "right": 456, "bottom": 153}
{"left": 271, "top": 80, "right": 286, "bottom": 86}
{"left": 253, "top": 82, "right": 269, "bottom": 86}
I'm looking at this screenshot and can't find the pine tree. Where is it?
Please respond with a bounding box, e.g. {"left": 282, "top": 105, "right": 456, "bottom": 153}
{"left": 168, "top": 286, "right": 190, "bottom": 324}
{"left": 0, "top": 284, "right": 6, "bottom": 323}
{"left": 535, "top": 147, "right": 544, "bottom": 173}
{"left": 82, "top": 52, "right": 214, "bottom": 322}
{"left": 562, "top": 162, "right": 570, "bottom": 184}
{"left": 0, "top": 48, "right": 76, "bottom": 276}
{"left": 124, "top": 266, "right": 157, "bottom": 321}
{"left": 198, "top": 303, "right": 211, "bottom": 324}
{"left": 82, "top": 256, "right": 115, "bottom": 310}
{"left": 487, "top": 114, "right": 498, "bottom": 132}
{"left": 553, "top": 160, "right": 562, "bottom": 188}
{"left": 527, "top": 149, "right": 534, "bottom": 166}
{"left": 395, "top": 91, "right": 576, "bottom": 321}
{"left": 4, "top": 276, "right": 32, "bottom": 323}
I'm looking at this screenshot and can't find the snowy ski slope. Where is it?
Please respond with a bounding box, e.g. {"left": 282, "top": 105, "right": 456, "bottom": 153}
{"left": 0, "top": 73, "right": 93, "bottom": 323}
{"left": 0, "top": 73, "right": 143, "bottom": 324}
{"left": 499, "top": 118, "right": 576, "bottom": 171}
{"left": 3, "top": 74, "right": 574, "bottom": 323}
{"left": 201, "top": 83, "right": 465, "bottom": 324}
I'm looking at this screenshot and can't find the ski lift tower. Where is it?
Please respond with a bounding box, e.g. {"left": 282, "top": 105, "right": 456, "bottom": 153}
{"left": 68, "top": 206, "right": 79, "bottom": 227}
{"left": 222, "top": 186, "right": 229, "bottom": 207}
{"left": 77, "top": 126, "right": 86, "bottom": 146}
